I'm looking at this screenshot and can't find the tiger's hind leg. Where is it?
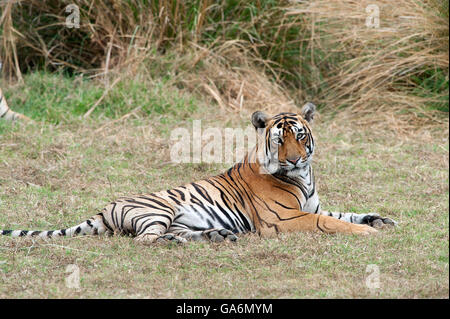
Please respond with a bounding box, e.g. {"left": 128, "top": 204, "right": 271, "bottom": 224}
{"left": 133, "top": 219, "right": 175, "bottom": 245}
{"left": 202, "top": 229, "right": 238, "bottom": 242}
{"left": 155, "top": 233, "right": 187, "bottom": 244}
{"left": 101, "top": 198, "right": 177, "bottom": 245}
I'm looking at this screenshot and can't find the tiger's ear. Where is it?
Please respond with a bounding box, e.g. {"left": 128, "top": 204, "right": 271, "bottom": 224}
{"left": 301, "top": 102, "right": 316, "bottom": 123}
{"left": 251, "top": 111, "right": 269, "bottom": 129}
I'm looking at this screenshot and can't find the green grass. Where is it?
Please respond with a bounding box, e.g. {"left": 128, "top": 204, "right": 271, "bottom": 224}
{"left": 1, "top": 71, "right": 199, "bottom": 124}
{"left": 410, "top": 67, "right": 449, "bottom": 113}
{"left": 0, "top": 72, "right": 448, "bottom": 298}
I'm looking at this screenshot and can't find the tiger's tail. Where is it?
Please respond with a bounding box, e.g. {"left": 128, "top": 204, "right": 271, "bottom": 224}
{"left": 0, "top": 213, "right": 111, "bottom": 239}
{"left": 0, "top": 88, "right": 31, "bottom": 122}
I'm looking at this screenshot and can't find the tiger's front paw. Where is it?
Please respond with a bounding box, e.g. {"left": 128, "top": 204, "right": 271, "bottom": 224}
{"left": 362, "top": 213, "right": 398, "bottom": 228}
{"left": 351, "top": 224, "right": 378, "bottom": 235}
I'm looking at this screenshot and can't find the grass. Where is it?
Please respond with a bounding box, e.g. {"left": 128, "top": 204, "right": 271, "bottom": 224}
{"left": 2, "top": 71, "right": 199, "bottom": 124}
{"left": 0, "top": 72, "right": 448, "bottom": 298}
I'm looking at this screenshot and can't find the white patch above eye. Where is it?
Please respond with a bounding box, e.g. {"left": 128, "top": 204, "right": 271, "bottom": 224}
{"left": 270, "top": 126, "right": 283, "bottom": 135}
{"left": 290, "top": 125, "right": 306, "bottom": 140}
{"left": 292, "top": 125, "right": 305, "bottom": 134}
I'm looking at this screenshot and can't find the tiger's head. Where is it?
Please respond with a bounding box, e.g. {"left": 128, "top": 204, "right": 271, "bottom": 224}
{"left": 252, "top": 103, "right": 316, "bottom": 176}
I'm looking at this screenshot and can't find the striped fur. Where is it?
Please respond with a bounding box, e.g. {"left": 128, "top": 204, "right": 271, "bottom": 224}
{"left": 0, "top": 103, "right": 396, "bottom": 244}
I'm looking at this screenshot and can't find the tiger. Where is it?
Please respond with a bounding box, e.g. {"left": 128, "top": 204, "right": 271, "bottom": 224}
{"left": 0, "top": 87, "right": 30, "bottom": 122}
{"left": 0, "top": 102, "right": 397, "bottom": 244}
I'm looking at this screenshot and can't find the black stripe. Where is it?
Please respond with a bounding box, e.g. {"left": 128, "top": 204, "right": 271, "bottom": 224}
{"left": 173, "top": 188, "right": 186, "bottom": 201}
{"left": 132, "top": 213, "right": 172, "bottom": 234}
{"left": 120, "top": 205, "right": 142, "bottom": 229}
{"left": 127, "top": 199, "right": 173, "bottom": 214}
{"left": 100, "top": 213, "right": 114, "bottom": 232}
{"left": 189, "top": 193, "right": 207, "bottom": 209}
{"left": 191, "top": 183, "right": 214, "bottom": 205}
{"left": 274, "top": 112, "right": 297, "bottom": 117}
{"left": 204, "top": 205, "right": 233, "bottom": 231}
{"left": 135, "top": 196, "right": 175, "bottom": 213}
{"left": 214, "top": 176, "right": 245, "bottom": 207}
{"left": 274, "top": 201, "right": 297, "bottom": 210}
{"left": 273, "top": 174, "right": 309, "bottom": 199}
{"left": 215, "top": 202, "right": 239, "bottom": 232}
{"left": 136, "top": 220, "right": 168, "bottom": 235}
{"left": 233, "top": 203, "right": 252, "bottom": 232}
{"left": 166, "top": 189, "right": 176, "bottom": 197}
{"left": 316, "top": 216, "right": 325, "bottom": 233}
{"left": 109, "top": 202, "right": 118, "bottom": 229}
{"left": 0, "top": 108, "right": 10, "bottom": 118}
{"left": 168, "top": 195, "right": 181, "bottom": 206}
{"left": 314, "top": 204, "right": 320, "bottom": 214}
{"left": 273, "top": 186, "right": 303, "bottom": 210}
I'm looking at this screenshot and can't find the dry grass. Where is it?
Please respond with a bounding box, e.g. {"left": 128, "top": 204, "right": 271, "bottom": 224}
{"left": 1, "top": 0, "right": 447, "bottom": 128}
{"left": 0, "top": 103, "right": 448, "bottom": 298}
{"left": 170, "top": 41, "right": 299, "bottom": 115}
{"left": 288, "top": 0, "right": 449, "bottom": 125}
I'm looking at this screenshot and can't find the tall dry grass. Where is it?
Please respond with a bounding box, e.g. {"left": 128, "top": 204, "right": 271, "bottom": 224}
{"left": 0, "top": 0, "right": 448, "bottom": 126}
{"left": 289, "top": 0, "right": 449, "bottom": 126}
{"left": 1, "top": 1, "right": 305, "bottom": 114}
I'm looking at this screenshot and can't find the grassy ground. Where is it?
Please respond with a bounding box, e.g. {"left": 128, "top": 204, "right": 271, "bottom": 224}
{"left": 0, "top": 73, "right": 448, "bottom": 298}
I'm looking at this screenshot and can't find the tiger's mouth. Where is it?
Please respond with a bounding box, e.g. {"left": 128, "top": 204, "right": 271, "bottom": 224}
{"left": 280, "top": 154, "right": 312, "bottom": 168}
{"left": 277, "top": 157, "right": 312, "bottom": 176}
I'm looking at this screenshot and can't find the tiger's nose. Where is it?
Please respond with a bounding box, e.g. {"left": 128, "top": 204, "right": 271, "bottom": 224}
{"left": 286, "top": 156, "right": 301, "bottom": 165}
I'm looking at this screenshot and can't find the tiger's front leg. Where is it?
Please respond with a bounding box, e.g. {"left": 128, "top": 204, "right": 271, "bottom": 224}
{"left": 319, "top": 210, "right": 398, "bottom": 228}
{"left": 258, "top": 211, "right": 378, "bottom": 237}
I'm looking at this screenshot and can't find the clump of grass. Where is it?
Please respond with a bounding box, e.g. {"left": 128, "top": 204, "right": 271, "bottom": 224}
{"left": 164, "top": 41, "right": 299, "bottom": 115}
{"left": 2, "top": 71, "right": 200, "bottom": 124}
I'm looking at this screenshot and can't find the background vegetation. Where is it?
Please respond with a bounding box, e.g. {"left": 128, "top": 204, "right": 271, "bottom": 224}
{"left": 0, "top": 0, "right": 448, "bottom": 298}
{"left": 1, "top": 0, "right": 448, "bottom": 124}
